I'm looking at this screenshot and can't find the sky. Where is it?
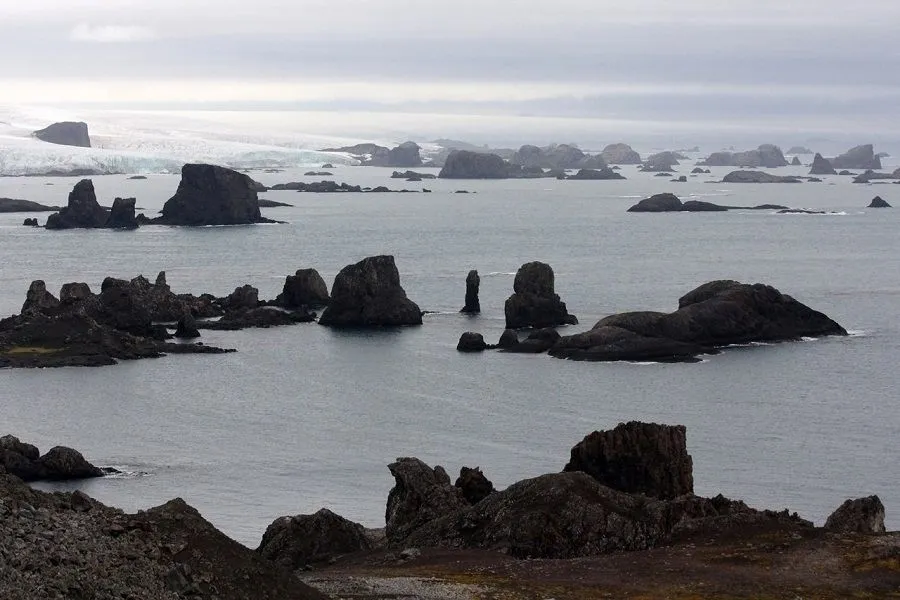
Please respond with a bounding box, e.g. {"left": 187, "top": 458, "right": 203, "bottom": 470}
{"left": 1, "top": 0, "right": 899, "bottom": 143}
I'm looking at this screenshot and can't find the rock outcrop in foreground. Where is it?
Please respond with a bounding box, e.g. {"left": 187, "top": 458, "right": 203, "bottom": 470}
{"left": 155, "top": 164, "right": 275, "bottom": 226}
{"left": 504, "top": 262, "right": 577, "bottom": 329}
{"left": 549, "top": 280, "right": 846, "bottom": 362}
{"left": 32, "top": 121, "right": 91, "bottom": 147}
{"left": 318, "top": 256, "right": 422, "bottom": 327}
{"left": 0, "top": 435, "right": 103, "bottom": 481}
{"left": 0, "top": 472, "right": 325, "bottom": 600}
{"left": 257, "top": 508, "right": 373, "bottom": 569}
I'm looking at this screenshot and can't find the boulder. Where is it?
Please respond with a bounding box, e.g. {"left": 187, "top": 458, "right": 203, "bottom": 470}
{"left": 831, "top": 144, "right": 881, "bottom": 170}
{"left": 564, "top": 422, "right": 693, "bottom": 499}
{"left": 455, "top": 467, "right": 495, "bottom": 504}
{"left": 824, "top": 496, "right": 885, "bottom": 534}
{"left": 497, "top": 329, "right": 519, "bottom": 349}
{"left": 278, "top": 269, "right": 330, "bottom": 308}
{"left": 385, "top": 142, "right": 423, "bottom": 168}
{"left": 257, "top": 508, "right": 373, "bottom": 568}
{"left": 504, "top": 262, "right": 577, "bottom": 329}
{"left": 105, "top": 197, "right": 138, "bottom": 229}
{"left": 175, "top": 313, "right": 201, "bottom": 339}
{"left": 385, "top": 457, "right": 467, "bottom": 544}
{"left": 601, "top": 143, "right": 642, "bottom": 165}
{"left": 691, "top": 167, "right": 710, "bottom": 174}
{"left": 156, "top": 164, "right": 272, "bottom": 226}
{"left": 722, "top": 171, "right": 801, "bottom": 183}
{"left": 627, "top": 193, "right": 683, "bottom": 212}
{"left": 810, "top": 153, "right": 837, "bottom": 175}
{"left": 37, "top": 446, "right": 104, "bottom": 480}
{"left": 45, "top": 179, "right": 108, "bottom": 229}
{"left": 460, "top": 269, "right": 480, "bottom": 313}
{"left": 0, "top": 435, "right": 39, "bottom": 461}
{"left": 21, "top": 280, "right": 60, "bottom": 314}
{"left": 457, "top": 332, "right": 488, "bottom": 352}
{"left": 550, "top": 280, "right": 846, "bottom": 362}
{"left": 868, "top": 196, "right": 892, "bottom": 208}
{"left": 567, "top": 167, "right": 625, "bottom": 180}
{"left": 223, "top": 285, "right": 259, "bottom": 311}
{"left": 438, "top": 150, "right": 509, "bottom": 179}
{"left": 32, "top": 121, "right": 91, "bottom": 147}
{"left": 22, "top": 218, "right": 39, "bottom": 226}
{"left": 318, "top": 256, "right": 422, "bottom": 327}
{"left": 59, "top": 282, "right": 93, "bottom": 304}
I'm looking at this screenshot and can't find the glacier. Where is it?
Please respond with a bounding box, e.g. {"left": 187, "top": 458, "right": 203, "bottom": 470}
{"left": 0, "top": 106, "right": 366, "bottom": 176}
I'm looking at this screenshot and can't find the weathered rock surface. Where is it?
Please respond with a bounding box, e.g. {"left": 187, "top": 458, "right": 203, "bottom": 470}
{"left": 601, "top": 143, "right": 642, "bottom": 165}
{"left": 0, "top": 473, "right": 326, "bottom": 599}
{"left": 391, "top": 170, "right": 436, "bottom": 179}
{"left": 455, "top": 467, "right": 495, "bottom": 504}
{"left": 277, "top": 269, "right": 331, "bottom": 308}
{"left": 549, "top": 280, "right": 846, "bottom": 362}
{"left": 868, "top": 196, "right": 892, "bottom": 208}
{"left": 791, "top": 156, "right": 802, "bottom": 166}
{"left": 511, "top": 144, "right": 605, "bottom": 170}
{"left": 810, "top": 153, "right": 837, "bottom": 175}
{"left": 564, "top": 422, "right": 693, "bottom": 499}
{"left": 438, "top": 150, "right": 509, "bottom": 179}
{"left": 32, "top": 121, "right": 91, "bottom": 147}
{"left": 258, "top": 508, "right": 373, "bottom": 568}
{"left": 318, "top": 256, "right": 422, "bottom": 327}
{"left": 175, "top": 313, "right": 201, "bottom": 339}
{"left": 567, "top": 167, "right": 625, "bottom": 180}
{"left": 831, "top": 144, "right": 882, "bottom": 170}
{"left": 722, "top": 170, "right": 801, "bottom": 183}
{"left": 45, "top": 179, "right": 108, "bottom": 229}
{"left": 457, "top": 332, "right": 488, "bottom": 352}
{"left": 699, "top": 145, "right": 788, "bottom": 168}
{"left": 460, "top": 269, "right": 480, "bottom": 313}
{"left": 825, "top": 496, "right": 886, "bottom": 534}
{"left": 21, "top": 280, "right": 60, "bottom": 314}
{"left": 0, "top": 198, "right": 59, "bottom": 213}
{"left": 504, "top": 262, "right": 577, "bottom": 329}
{"left": 155, "top": 164, "right": 274, "bottom": 226}
{"left": 105, "top": 197, "right": 138, "bottom": 229}
{"left": 642, "top": 151, "right": 681, "bottom": 172}
{"left": 0, "top": 435, "right": 103, "bottom": 481}
{"left": 385, "top": 457, "right": 468, "bottom": 544}
{"left": 223, "top": 285, "right": 259, "bottom": 311}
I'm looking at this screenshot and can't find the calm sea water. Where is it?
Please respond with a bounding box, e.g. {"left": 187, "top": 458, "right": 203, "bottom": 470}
{"left": 1, "top": 163, "right": 898, "bottom": 547}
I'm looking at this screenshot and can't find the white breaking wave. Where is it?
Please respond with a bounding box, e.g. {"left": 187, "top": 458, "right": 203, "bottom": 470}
{"left": 0, "top": 105, "right": 364, "bottom": 176}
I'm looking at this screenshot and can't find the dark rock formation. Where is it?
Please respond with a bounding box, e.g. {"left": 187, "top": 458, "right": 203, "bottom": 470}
{"left": 788, "top": 146, "right": 813, "bottom": 154}
{"left": 681, "top": 200, "right": 726, "bottom": 211}
{"left": 384, "top": 142, "right": 423, "bottom": 168}
{"left": 791, "top": 156, "right": 802, "bottom": 166}
{"left": 197, "top": 307, "right": 314, "bottom": 331}
{"left": 0, "top": 198, "right": 59, "bottom": 213}
{"left": 272, "top": 181, "right": 363, "bottom": 192}
{"left": 128, "top": 175, "right": 148, "bottom": 180}
{"left": 852, "top": 170, "right": 896, "bottom": 183}
{"left": 824, "top": 496, "right": 885, "bottom": 534}
{"left": 564, "top": 422, "right": 693, "bottom": 499}
{"left": 567, "top": 167, "right": 625, "bottom": 180}
{"left": 257, "top": 199, "right": 293, "bottom": 208}
{"left": 257, "top": 508, "right": 373, "bottom": 568}
{"left": 642, "top": 151, "right": 681, "bottom": 172}
{"left": 223, "top": 285, "right": 259, "bottom": 311}
{"left": 627, "top": 193, "right": 683, "bottom": 212}
{"left": 105, "top": 197, "right": 138, "bottom": 229}
{"left": 549, "top": 280, "right": 846, "bottom": 362}
{"left": 699, "top": 145, "right": 788, "bottom": 168}
{"left": 831, "top": 145, "right": 881, "bottom": 170}
{"left": 0, "top": 436, "right": 103, "bottom": 481}
{"left": 45, "top": 179, "right": 108, "bottom": 229}
{"left": 438, "top": 150, "right": 509, "bottom": 179}
{"left": 22, "top": 280, "right": 60, "bottom": 314}
{"left": 303, "top": 171, "right": 333, "bottom": 176}
{"left": 504, "top": 262, "right": 577, "bottom": 329}
{"left": 722, "top": 171, "right": 801, "bottom": 183}
{"left": 511, "top": 144, "right": 605, "bottom": 170}
{"left": 175, "top": 313, "right": 201, "bottom": 339}
{"left": 868, "top": 196, "right": 892, "bottom": 208}
{"left": 278, "top": 269, "right": 330, "bottom": 308}
{"left": 320, "top": 142, "right": 389, "bottom": 158}
{"left": 318, "top": 256, "right": 422, "bottom": 327}
{"left": 455, "top": 467, "right": 495, "bottom": 504}
{"left": 457, "top": 332, "right": 488, "bottom": 352}
{"left": 497, "top": 329, "right": 519, "bottom": 349}
{"left": 155, "top": 164, "right": 273, "bottom": 226}
{"left": 810, "top": 153, "right": 837, "bottom": 175}
{"left": 385, "top": 457, "right": 467, "bottom": 544}
{"left": 601, "top": 143, "right": 642, "bottom": 165}
{"left": 391, "top": 170, "right": 436, "bottom": 179}
{"left": 501, "top": 327, "right": 561, "bottom": 354}
{"left": 691, "top": 167, "right": 710, "bottom": 174}
{"left": 32, "top": 121, "right": 91, "bottom": 147}
{"left": 460, "top": 270, "right": 480, "bottom": 313}
{"left": 672, "top": 176, "right": 688, "bottom": 182}
{"left": 22, "top": 218, "right": 38, "bottom": 227}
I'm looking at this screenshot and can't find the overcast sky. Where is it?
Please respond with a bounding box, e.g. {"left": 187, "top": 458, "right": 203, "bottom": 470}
{"left": 2, "top": 0, "right": 898, "bottom": 138}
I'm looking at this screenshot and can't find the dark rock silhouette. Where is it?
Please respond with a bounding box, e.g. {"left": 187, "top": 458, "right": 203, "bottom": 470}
{"left": 691, "top": 167, "right": 710, "bottom": 174}
{"left": 318, "top": 256, "right": 422, "bottom": 327}
{"left": 642, "top": 151, "right": 681, "bottom": 172}
{"left": 457, "top": 332, "right": 488, "bottom": 352}
{"left": 601, "top": 143, "right": 642, "bottom": 164}
{"left": 699, "top": 145, "right": 788, "bottom": 168}
{"left": 564, "top": 422, "right": 693, "bottom": 499}
{"left": 22, "top": 217, "right": 39, "bottom": 227}
{"left": 810, "top": 153, "right": 837, "bottom": 175}
{"left": 0, "top": 435, "right": 103, "bottom": 481}
{"left": 504, "top": 262, "right": 577, "bottom": 329}
{"left": 852, "top": 170, "right": 896, "bottom": 183}
{"left": 45, "top": 179, "right": 108, "bottom": 229}
{"left": 460, "top": 269, "right": 480, "bottom": 313}
{"left": 197, "top": 307, "right": 314, "bottom": 330}
{"left": 278, "top": 269, "right": 330, "bottom": 308}
{"left": 222, "top": 285, "right": 259, "bottom": 311}
{"left": 567, "top": 167, "right": 625, "bottom": 180}
{"left": 723, "top": 171, "right": 801, "bottom": 183}
{"left": 155, "top": 164, "right": 273, "bottom": 226}
{"left": 391, "top": 170, "right": 436, "bottom": 179}
{"left": 257, "top": 508, "right": 373, "bottom": 568}
{"left": 455, "top": 467, "right": 495, "bottom": 504}
{"left": 627, "top": 193, "right": 683, "bottom": 212}
{"left": 791, "top": 156, "right": 801, "bottom": 166}
{"left": 21, "top": 280, "right": 60, "bottom": 314}
{"left": 868, "top": 196, "right": 892, "bottom": 208}
{"left": 502, "top": 327, "right": 561, "bottom": 353}
{"left": 174, "top": 313, "right": 201, "bottom": 339}
{"left": 105, "top": 197, "right": 138, "bottom": 229}
{"left": 831, "top": 144, "right": 881, "bottom": 170}
{"left": 497, "top": 329, "right": 519, "bottom": 349}
{"left": 0, "top": 198, "right": 59, "bottom": 213}
{"left": 824, "top": 496, "right": 885, "bottom": 534}
{"left": 438, "top": 150, "right": 509, "bottom": 179}
{"left": 385, "top": 457, "right": 467, "bottom": 544}
{"left": 32, "top": 121, "right": 91, "bottom": 147}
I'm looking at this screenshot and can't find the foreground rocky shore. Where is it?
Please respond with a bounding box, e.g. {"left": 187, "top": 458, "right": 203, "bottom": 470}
{"left": 1, "top": 422, "right": 896, "bottom": 599}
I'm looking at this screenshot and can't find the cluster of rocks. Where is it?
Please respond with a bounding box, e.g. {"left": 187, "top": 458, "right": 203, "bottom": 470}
{"left": 699, "top": 145, "right": 789, "bottom": 168}
{"left": 436, "top": 149, "right": 626, "bottom": 180}
{"left": 722, "top": 170, "right": 802, "bottom": 183}
{"left": 0, "top": 435, "right": 105, "bottom": 482}
{"left": 256, "top": 422, "right": 885, "bottom": 567}
{"left": 390, "top": 170, "right": 436, "bottom": 181}
{"left": 627, "top": 193, "right": 788, "bottom": 212}
{"left": 510, "top": 143, "right": 607, "bottom": 170}
{"left": 320, "top": 142, "right": 423, "bottom": 168}
{"left": 45, "top": 179, "right": 138, "bottom": 230}
{"left": 270, "top": 181, "right": 422, "bottom": 193}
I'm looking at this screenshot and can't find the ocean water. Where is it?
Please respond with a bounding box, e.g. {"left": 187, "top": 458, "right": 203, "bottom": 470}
{"left": 1, "top": 163, "right": 898, "bottom": 548}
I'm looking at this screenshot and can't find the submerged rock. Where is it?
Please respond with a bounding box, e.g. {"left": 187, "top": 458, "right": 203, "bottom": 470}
{"left": 504, "top": 262, "right": 577, "bottom": 329}
{"left": 564, "top": 422, "right": 693, "bottom": 499}
{"left": 460, "top": 269, "right": 480, "bottom": 313}
{"left": 318, "top": 256, "right": 422, "bottom": 327}
{"left": 257, "top": 508, "right": 373, "bottom": 568}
